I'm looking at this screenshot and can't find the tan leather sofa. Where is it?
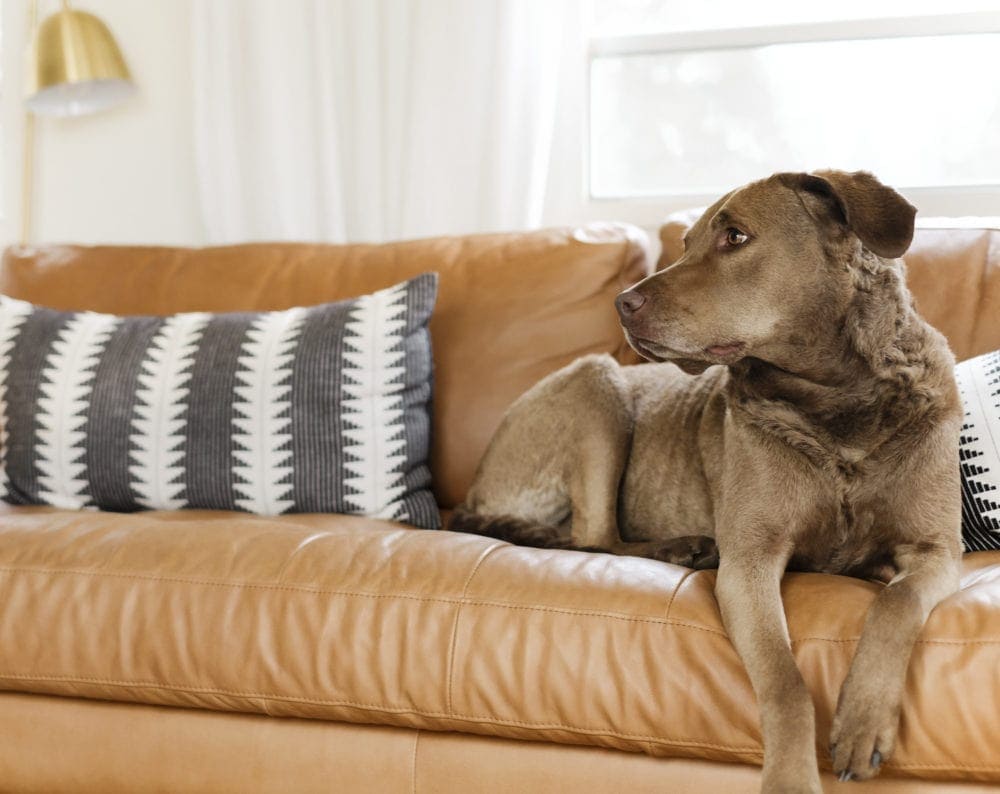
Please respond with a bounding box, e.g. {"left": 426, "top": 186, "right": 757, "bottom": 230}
{"left": 0, "top": 221, "right": 998, "bottom": 793}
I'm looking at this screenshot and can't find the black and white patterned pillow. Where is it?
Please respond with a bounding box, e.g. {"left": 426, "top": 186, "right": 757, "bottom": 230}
{"left": 957, "top": 349, "right": 1000, "bottom": 551}
{"left": 0, "top": 273, "right": 440, "bottom": 528}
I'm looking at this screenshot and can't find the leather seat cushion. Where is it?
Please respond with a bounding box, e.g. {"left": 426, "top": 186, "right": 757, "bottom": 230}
{"left": 1, "top": 504, "right": 998, "bottom": 781}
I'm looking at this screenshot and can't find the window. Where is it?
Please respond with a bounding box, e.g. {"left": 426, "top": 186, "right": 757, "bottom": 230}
{"left": 584, "top": 1, "right": 1000, "bottom": 218}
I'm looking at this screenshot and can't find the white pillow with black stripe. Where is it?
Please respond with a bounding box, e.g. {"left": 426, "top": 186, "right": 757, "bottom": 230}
{"left": 0, "top": 273, "right": 440, "bottom": 528}
{"left": 957, "top": 348, "right": 1000, "bottom": 551}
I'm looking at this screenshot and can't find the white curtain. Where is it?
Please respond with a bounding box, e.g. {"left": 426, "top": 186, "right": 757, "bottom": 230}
{"left": 192, "top": 0, "right": 569, "bottom": 244}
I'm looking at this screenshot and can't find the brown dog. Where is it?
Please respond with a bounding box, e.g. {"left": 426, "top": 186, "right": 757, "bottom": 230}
{"left": 451, "top": 170, "right": 962, "bottom": 792}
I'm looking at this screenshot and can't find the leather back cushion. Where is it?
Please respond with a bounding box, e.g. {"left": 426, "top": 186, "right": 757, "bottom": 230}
{"left": 905, "top": 228, "right": 1000, "bottom": 362}
{"left": 658, "top": 216, "right": 1000, "bottom": 363}
{"left": 0, "top": 225, "right": 651, "bottom": 507}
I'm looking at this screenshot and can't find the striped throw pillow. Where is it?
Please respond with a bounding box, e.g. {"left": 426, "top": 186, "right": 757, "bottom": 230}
{"left": 0, "top": 273, "right": 440, "bottom": 528}
{"left": 957, "top": 348, "right": 1000, "bottom": 551}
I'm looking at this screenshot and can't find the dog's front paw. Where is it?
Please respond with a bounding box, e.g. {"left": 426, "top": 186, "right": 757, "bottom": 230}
{"left": 829, "top": 677, "right": 900, "bottom": 781}
{"left": 651, "top": 535, "right": 719, "bottom": 569}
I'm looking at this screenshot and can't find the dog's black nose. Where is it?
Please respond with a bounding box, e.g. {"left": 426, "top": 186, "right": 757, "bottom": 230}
{"left": 615, "top": 290, "right": 646, "bottom": 318}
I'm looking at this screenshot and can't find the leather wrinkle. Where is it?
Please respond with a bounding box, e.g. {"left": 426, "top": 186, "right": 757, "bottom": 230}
{"left": 272, "top": 531, "right": 329, "bottom": 584}
{"left": 664, "top": 568, "right": 697, "bottom": 620}
{"left": 445, "top": 542, "right": 504, "bottom": 714}
{"left": 411, "top": 730, "right": 420, "bottom": 794}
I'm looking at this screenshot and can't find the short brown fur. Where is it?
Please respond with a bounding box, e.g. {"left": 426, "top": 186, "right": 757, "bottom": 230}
{"left": 451, "top": 171, "right": 962, "bottom": 792}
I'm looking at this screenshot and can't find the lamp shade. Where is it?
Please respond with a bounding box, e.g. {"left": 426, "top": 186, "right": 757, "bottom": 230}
{"left": 26, "top": 8, "right": 136, "bottom": 117}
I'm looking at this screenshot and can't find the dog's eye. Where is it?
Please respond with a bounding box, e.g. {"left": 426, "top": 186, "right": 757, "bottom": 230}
{"left": 725, "top": 228, "right": 748, "bottom": 247}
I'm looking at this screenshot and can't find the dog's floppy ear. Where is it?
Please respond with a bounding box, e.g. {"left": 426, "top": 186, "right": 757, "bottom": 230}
{"left": 784, "top": 170, "right": 917, "bottom": 258}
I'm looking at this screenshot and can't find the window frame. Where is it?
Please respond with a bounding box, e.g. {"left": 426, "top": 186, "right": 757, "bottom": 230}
{"left": 574, "top": 9, "right": 1000, "bottom": 223}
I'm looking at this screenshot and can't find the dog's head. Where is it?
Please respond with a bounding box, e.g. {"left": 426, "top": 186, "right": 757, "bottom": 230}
{"left": 616, "top": 170, "right": 916, "bottom": 374}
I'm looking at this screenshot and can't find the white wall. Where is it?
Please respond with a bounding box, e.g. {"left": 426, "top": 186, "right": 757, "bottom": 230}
{"left": 1, "top": 0, "right": 203, "bottom": 247}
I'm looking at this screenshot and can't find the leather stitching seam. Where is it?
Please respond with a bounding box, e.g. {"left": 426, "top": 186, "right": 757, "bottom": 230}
{"left": 0, "top": 566, "right": 721, "bottom": 631}
{"left": 2, "top": 567, "right": 996, "bottom": 644}
{"left": 0, "top": 672, "right": 762, "bottom": 752}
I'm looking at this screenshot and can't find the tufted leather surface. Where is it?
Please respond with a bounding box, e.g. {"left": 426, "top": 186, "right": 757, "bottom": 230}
{"left": 0, "top": 504, "right": 998, "bottom": 781}
{"left": 0, "top": 224, "right": 650, "bottom": 508}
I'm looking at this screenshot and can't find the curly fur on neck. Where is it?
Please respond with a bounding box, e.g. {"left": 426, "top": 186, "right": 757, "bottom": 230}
{"left": 730, "top": 245, "right": 957, "bottom": 470}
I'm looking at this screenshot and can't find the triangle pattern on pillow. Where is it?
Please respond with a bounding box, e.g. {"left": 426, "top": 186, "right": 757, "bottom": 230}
{"left": 35, "top": 312, "right": 120, "bottom": 510}
{"left": 340, "top": 282, "right": 409, "bottom": 522}
{"left": 957, "top": 349, "right": 1000, "bottom": 551}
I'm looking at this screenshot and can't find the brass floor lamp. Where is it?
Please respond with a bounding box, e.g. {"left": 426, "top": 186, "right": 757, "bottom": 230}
{"left": 21, "top": 0, "right": 136, "bottom": 243}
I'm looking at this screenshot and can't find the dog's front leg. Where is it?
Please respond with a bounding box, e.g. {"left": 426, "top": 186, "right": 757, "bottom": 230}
{"left": 830, "top": 542, "right": 959, "bottom": 781}
{"left": 716, "top": 550, "right": 821, "bottom": 794}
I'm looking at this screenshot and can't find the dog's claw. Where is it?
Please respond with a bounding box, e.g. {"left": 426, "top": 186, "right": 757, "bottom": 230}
{"left": 838, "top": 770, "right": 853, "bottom": 782}
{"left": 871, "top": 750, "right": 882, "bottom": 769}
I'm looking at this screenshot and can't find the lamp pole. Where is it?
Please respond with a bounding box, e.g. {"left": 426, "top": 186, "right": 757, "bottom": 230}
{"left": 20, "top": 0, "right": 135, "bottom": 244}
{"left": 20, "top": 0, "right": 38, "bottom": 245}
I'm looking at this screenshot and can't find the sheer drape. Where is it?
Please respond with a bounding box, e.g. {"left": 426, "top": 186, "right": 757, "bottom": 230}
{"left": 192, "top": 0, "right": 568, "bottom": 243}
